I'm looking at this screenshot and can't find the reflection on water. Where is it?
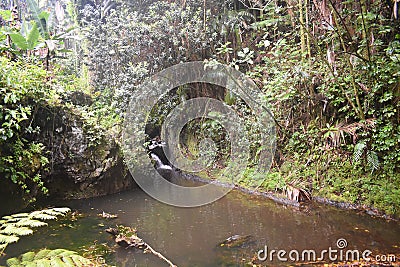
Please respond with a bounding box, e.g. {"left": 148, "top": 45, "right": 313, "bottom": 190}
{"left": 2, "top": 186, "right": 400, "bottom": 266}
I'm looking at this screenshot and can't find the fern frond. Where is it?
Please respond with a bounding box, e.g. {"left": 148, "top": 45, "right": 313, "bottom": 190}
{"left": 33, "top": 249, "right": 51, "bottom": 260}
{"left": 58, "top": 251, "right": 77, "bottom": 257}
{"left": 1, "top": 216, "right": 21, "bottom": 223}
{"left": 70, "top": 254, "right": 93, "bottom": 265}
{"left": 10, "top": 213, "right": 29, "bottom": 218}
{"left": 15, "top": 219, "right": 48, "bottom": 228}
{"left": 50, "top": 256, "right": 65, "bottom": 266}
{"left": 47, "top": 249, "right": 72, "bottom": 257}
{"left": 35, "top": 258, "right": 51, "bottom": 267}
{"left": 0, "top": 242, "right": 8, "bottom": 251}
{"left": 62, "top": 256, "right": 75, "bottom": 266}
{"left": 6, "top": 257, "right": 21, "bottom": 267}
{"left": 238, "top": 10, "right": 256, "bottom": 21}
{"left": 0, "top": 207, "right": 70, "bottom": 248}
{"left": 0, "top": 234, "right": 19, "bottom": 244}
{"left": 30, "top": 213, "right": 57, "bottom": 221}
{"left": 367, "top": 150, "right": 379, "bottom": 173}
{"left": 0, "top": 226, "right": 33, "bottom": 236}
{"left": 51, "top": 208, "right": 71, "bottom": 214}
{"left": 6, "top": 249, "right": 103, "bottom": 267}
{"left": 353, "top": 141, "right": 366, "bottom": 163}
{"left": 21, "top": 251, "right": 35, "bottom": 262}
{"left": 41, "top": 209, "right": 62, "bottom": 216}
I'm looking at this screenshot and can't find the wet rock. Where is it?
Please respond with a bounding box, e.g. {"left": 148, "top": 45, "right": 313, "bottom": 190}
{"left": 218, "top": 235, "right": 254, "bottom": 248}
{"left": 30, "top": 100, "right": 135, "bottom": 199}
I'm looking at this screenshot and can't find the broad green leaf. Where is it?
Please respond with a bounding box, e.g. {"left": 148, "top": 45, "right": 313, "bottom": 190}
{"left": 8, "top": 33, "right": 28, "bottom": 50}
{"left": 27, "top": 23, "right": 39, "bottom": 49}
{"left": 26, "top": 0, "right": 48, "bottom": 38}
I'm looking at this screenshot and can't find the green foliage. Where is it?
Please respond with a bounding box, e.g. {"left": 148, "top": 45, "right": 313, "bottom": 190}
{"left": 353, "top": 141, "right": 379, "bottom": 173}
{"left": 8, "top": 22, "right": 40, "bottom": 51}
{"left": 353, "top": 141, "right": 366, "bottom": 163}
{"left": 0, "top": 56, "right": 51, "bottom": 196}
{"left": 26, "top": 0, "right": 50, "bottom": 39}
{"left": 0, "top": 208, "right": 71, "bottom": 254}
{"left": 1, "top": 0, "right": 76, "bottom": 67}
{"left": 205, "top": 0, "right": 400, "bottom": 215}
{"left": 81, "top": 0, "right": 216, "bottom": 113}
{"left": 6, "top": 248, "right": 102, "bottom": 267}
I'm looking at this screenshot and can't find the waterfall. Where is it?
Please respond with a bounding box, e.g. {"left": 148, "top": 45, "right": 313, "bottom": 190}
{"left": 150, "top": 153, "right": 172, "bottom": 171}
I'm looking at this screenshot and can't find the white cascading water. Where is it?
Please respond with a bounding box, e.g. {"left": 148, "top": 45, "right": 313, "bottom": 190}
{"left": 150, "top": 153, "right": 173, "bottom": 171}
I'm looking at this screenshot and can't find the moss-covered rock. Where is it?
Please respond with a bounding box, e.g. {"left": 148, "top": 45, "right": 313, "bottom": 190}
{"left": 30, "top": 93, "right": 136, "bottom": 199}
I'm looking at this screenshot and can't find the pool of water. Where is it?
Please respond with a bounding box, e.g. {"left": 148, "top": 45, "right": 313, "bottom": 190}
{"left": 2, "top": 184, "right": 400, "bottom": 266}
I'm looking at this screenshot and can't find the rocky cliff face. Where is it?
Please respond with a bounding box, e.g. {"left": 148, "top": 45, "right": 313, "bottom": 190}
{"left": 33, "top": 92, "right": 136, "bottom": 199}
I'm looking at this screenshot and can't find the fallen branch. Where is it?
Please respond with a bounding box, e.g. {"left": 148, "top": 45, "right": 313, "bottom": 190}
{"left": 106, "top": 225, "right": 177, "bottom": 267}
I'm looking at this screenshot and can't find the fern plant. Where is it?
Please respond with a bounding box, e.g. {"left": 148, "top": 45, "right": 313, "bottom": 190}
{"left": 5, "top": 248, "right": 106, "bottom": 267}
{"left": 0, "top": 208, "right": 70, "bottom": 254}
{"left": 353, "top": 141, "right": 380, "bottom": 173}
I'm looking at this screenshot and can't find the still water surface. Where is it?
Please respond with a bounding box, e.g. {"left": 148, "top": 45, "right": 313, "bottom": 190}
{"left": 2, "top": 187, "right": 400, "bottom": 266}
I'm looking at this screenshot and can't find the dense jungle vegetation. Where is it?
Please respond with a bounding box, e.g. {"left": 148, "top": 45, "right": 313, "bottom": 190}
{"left": 0, "top": 0, "right": 399, "bottom": 219}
